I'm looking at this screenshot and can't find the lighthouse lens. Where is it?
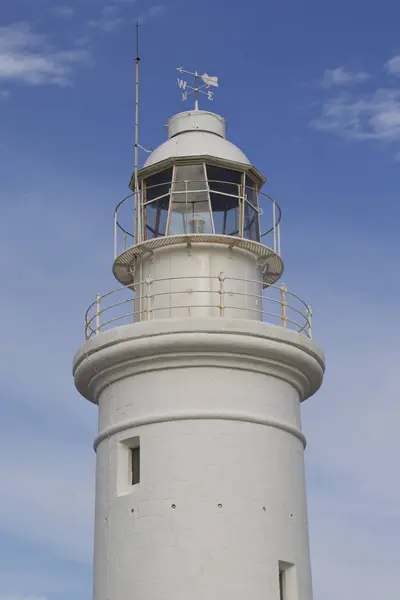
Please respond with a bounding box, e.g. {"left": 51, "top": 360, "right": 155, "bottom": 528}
{"left": 169, "top": 163, "right": 213, "bottom": 235}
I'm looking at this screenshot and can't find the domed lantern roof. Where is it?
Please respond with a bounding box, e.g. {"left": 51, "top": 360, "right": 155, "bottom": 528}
{"left": 143, "top": 110, "right": 252, "bottom": 169}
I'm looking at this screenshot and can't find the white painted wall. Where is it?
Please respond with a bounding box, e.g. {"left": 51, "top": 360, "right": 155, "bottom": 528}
{"left": 74, "top": 319, "right": 324, "bottom": 600}
{"left": 139, "top": 243, "right": 263, "bottom": 320}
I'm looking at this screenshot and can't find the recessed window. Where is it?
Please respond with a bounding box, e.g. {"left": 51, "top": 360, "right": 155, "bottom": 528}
{"left": 278, "top": 562, "right": 297, "bottom": 600}
{"left": 279, "top": 569, "right": 285, "bottom": 600}
{"left": 131, "top": 446, "right": 140, "bottom": 485}
{"left": 117, "top": 436, "right": 141, "bottom": 496}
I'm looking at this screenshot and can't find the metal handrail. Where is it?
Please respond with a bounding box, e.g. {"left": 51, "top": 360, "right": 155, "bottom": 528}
{"left": 84, "top": 276, "right": 312, "bottom": 340}
{"left": 113, "top": 181, "right": 282, "bottom": 258}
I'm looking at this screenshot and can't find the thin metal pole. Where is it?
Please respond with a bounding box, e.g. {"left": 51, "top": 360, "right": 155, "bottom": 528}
{"left": 146, "top": 277, "right": 152, "bottom": 320}
{"left": 133, "top": 257, "right": 137, "bottom": 323}
{"left": 280, "top": 284, "right": 287, "bottom": 328}
{"left": 96, "top": 293, "right": 101, "bottom": 334}
{"left": 185, "top": 180, "right": 188, "bottom": 233}
{"left": 134, "top": 22, "right": 140, "bottom": 245}
{"left": 194, "top": 70, "right": 199, "bottom": 110}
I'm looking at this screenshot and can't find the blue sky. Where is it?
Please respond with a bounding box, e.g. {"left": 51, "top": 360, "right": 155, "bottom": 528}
{"left": 1, "top": 0, "right": 400, "bottom": 599}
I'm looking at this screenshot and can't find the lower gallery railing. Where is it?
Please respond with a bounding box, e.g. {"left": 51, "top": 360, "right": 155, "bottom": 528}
{"left": 84, "top": 276, "right": 312, "bottom": 340}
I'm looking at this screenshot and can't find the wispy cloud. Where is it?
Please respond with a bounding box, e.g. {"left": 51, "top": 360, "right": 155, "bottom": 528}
{"left": 0, "top": 22, "right": 91, "bottom": 87}
{"left": 89, "top": 3, "right": 167, "bottom": 32}
{"left": 385, "top": 54, "right": 400, "bottom": 76}
{"left": 312, "top": 57, "right": 400, "bottom": 150}
{"left": 89, "top": 5, "right": 123, "bottom": 32}
{"left": 139, "top": 4, "right": 167, "bottom": 22}
{"left": 51, "top": 5, "right": 75, "bottom": 19}
{"left": 311, "top": 89, "right": 400, "bottom": 141}
{"left": 320, "top": 66, "right": 371, "bottom": 88}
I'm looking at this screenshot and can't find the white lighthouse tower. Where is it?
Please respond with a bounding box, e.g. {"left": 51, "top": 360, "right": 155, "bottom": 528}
{"left": 73, "top": 68, "right": 325, "bottom": 600}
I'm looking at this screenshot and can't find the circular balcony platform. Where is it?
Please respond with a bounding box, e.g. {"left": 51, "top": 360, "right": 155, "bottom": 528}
{"left": 112, "top": 234, "right": 284, "bottom": 287}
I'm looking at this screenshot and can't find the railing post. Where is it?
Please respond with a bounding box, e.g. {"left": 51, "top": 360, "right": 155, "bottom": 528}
{"left": 218, "top": 272, "right": 225, "bottom": 316}
{"left": 185, "top": 181, "right": 188, "bottom": 234}
{"left": 307, "top": 306, "right": 312, "bottom": 339}
{"left": 96, "top": 293, "right": 101, "bottom": 335}
{"left": 124, "top": 231, "right": 127, "bottom": 251}
{"left": 145, "top": 276, "right": 153, "bottom": 321}
{"left": 280, "top": 284, "right": 287, "bottom": 328}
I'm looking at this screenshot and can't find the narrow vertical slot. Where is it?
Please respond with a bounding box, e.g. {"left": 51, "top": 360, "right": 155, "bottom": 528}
{"left": 279, "top": 568, "right": 285, "bottom": 600}
{"left": 131, "top": 445, "right": 140, "bottom": 485}
{"left": 278, "top": 562, "right": 297, "bottom": 600}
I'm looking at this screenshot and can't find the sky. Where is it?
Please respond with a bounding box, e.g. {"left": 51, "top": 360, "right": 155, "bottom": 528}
{"left": 0, "top": 0, "right": 399, "bottom": 599}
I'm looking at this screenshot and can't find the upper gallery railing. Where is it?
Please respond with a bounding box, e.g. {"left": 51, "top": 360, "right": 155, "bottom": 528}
{"left": 84, "top": 275, "right": 312, "bottom": 341}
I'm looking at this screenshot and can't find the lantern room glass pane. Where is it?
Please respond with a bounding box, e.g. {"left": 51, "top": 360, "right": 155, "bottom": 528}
{"left": 206, "top": 165, "right": 241, "bottom": 236}
{"left": 145, "top": 196, "right": 170, "bottom": 238}
{"left": 244, "top": 175, "right": 258, "bottom": 208}
{"left": 207, "top": 165, "right": 242, "bottom": 195}
{"left": 244, "top": 201, "right": 260, "bottom": 241}
{"left": 243, "top": 174, "right": 259, "bottom": 241}
{"left": 168, "top": 164, "right": 213, "bottom": 235}
{"left": 143, "top": 168, "right": 173, "bottom": 239}
{"left": 145, "top": 168, "right": 173, "bottom": 202}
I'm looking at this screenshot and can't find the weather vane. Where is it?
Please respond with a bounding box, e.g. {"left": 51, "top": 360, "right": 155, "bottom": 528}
{"left": 176, "top": 67, "right": 219, "bottom": 110}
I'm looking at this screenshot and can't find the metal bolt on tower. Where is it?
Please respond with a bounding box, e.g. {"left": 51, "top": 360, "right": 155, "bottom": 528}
{"left": 73, "top": 67, "right": 325, "bottom": 600}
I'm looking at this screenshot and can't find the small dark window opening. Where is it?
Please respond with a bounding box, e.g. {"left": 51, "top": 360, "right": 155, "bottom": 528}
{"left": 279, "top": 570, "right": 285, "bottom": 600}
{"left": 131, "top": 446, "right": 140, "bottom": 485}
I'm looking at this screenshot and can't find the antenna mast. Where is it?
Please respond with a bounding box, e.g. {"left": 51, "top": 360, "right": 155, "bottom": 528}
{"left": 134, "top": 21, "right": 140, "bottom": 243}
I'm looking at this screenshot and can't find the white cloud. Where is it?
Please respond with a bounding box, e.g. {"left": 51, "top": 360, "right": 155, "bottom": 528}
{"left": 311, "top": 88, "right": 400, "bottom": 141}
{"left": 89, "top": 5, "right": 123, "bottom": 32}
{"left": 146, "top": 5, "right": 167, "bottom": 19}
{"left": 51, "top": 5, "right": 75, "bottom": 19}
{"left": 0, "top": 22, "right": 91, "bottom": 87}
{"left": 138, "top": 4, "right": 167, "bottom": 23}
{"left": 385, "top": 54, "right": 400, "bottom": 75}
{"left": 321, "top": 66, "right": 371, "bottom": 88}
{"left": 89, "top": 3, "right": 167, "bottom": 32}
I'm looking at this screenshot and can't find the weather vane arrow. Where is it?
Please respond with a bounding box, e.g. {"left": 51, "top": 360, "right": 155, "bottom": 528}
{"left": 176, "top": 67, "right": 219, "bottom": 110}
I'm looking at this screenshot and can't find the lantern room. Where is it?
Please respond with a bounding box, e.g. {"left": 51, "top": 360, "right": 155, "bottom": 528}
{"left": 130, "top": 110, "right": 266, "bottom": 243}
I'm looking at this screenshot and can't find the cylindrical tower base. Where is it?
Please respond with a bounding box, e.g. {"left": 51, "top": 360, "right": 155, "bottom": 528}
{"left": 73, "top": 319, "right": 324, "bottom": 600}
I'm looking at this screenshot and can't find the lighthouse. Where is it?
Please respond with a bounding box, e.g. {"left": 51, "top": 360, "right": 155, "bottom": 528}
{"left": 73, "top": 68, "right": 325, "bottom": 600}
